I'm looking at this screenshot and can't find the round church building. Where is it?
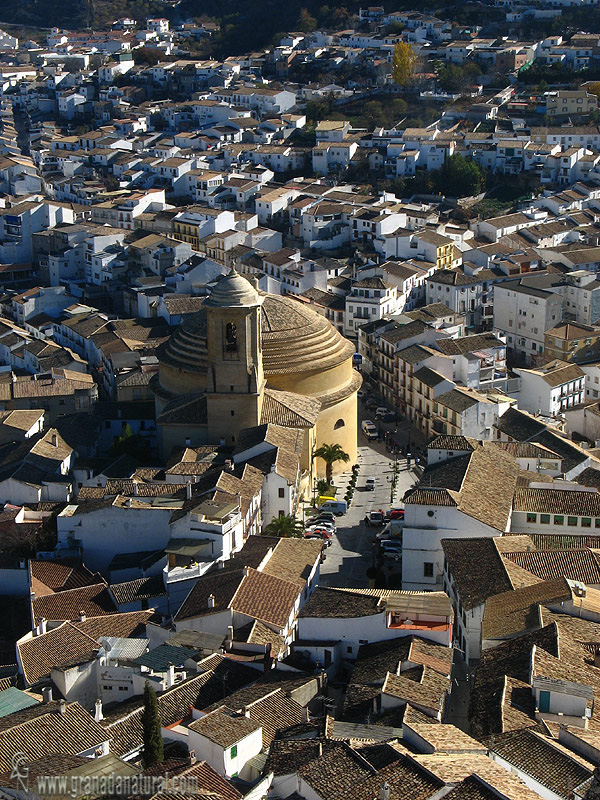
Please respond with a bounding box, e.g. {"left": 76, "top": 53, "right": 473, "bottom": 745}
{"left": 153, "top": 269, "right": 361, "bottom": 475}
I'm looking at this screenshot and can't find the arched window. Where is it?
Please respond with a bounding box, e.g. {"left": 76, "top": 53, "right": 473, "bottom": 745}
{"left": 334, "top": 419, "right": 345, "bottom": 430}
{"left": 225, "top": 322, "right": 237, "bottom": 352}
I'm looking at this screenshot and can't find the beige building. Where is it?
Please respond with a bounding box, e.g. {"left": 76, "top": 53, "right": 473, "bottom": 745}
{"left": 153, "top": 270, "right": 360, "bottom": 479}
{"left": 545, "top": 90, "right": 598, "bottom": 117}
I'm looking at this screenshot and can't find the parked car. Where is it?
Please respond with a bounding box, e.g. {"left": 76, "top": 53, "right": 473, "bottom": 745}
{"left": 375, "top": 407, "right": 388, "bottom": 418}
{"left": 382, "top": 548, "right": 401, "bottom": 561}
{"left": 376, "top": 526, "right": 401, "bottom": 540}
{"left": 305, "top": 526, "right": 331, "bottom": 541}
{"left": 380, "top": 540, "right": 402, "bottom": 554}
{"left": 314, "top": 511, "right": 336, "bottom": 524}
{"left": 306, "top": 521, "right": 335, "bottom": 534}
{"left": 384, "top": 508, "right": 404, "bottom": 521}
{"left": 367, "top": 510, "right": 385, "bottom": 526}
{"left": 361, "top": 420, "right": 378, "bottom": 441}
{"left": 318, "top": 498, "right": 347, "bottom": 516}
{"left": 312, "top": 517, "right": 336, "bottom": 530}
{"left": 365, "top": 399, "right": 378, "bottom": 410}
{"left": 365, "top": 477, "right": 376, "bottom": 491}
{"left": 304, "top": 533, "right": 332, "bottom": 547}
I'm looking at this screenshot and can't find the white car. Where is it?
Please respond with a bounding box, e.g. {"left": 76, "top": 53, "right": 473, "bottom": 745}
{"left": 365, "top": 478, "right": 376, "bottom": 491}
{"left": 306, "top": 521, "right": 335, "bottom": 533}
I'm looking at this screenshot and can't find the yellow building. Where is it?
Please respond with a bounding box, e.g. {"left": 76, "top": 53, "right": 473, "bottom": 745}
{"left": 153, "top": 269, "right": 361, "bottom": 477}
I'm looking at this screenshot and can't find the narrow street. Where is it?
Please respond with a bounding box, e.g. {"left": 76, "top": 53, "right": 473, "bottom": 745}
{"left": 316, "top": 393, "right": 420, "bottom": 589}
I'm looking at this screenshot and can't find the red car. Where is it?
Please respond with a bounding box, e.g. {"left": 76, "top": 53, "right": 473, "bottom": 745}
{"left": 390, "top": 509, "right": 405, "bottom": 520}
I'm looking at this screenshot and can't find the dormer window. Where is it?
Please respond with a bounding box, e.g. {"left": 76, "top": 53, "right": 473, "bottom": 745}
{"left": 225, "top": 322, "right": 237, "bottom": 353}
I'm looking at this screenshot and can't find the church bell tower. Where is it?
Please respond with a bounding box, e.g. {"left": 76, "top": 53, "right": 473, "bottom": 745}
{"left": 204, "top": 269, "right": 265, "bottom": 446}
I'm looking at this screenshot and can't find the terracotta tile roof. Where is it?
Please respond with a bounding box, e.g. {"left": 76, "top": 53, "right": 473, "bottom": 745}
{"left": 32, "top": 583, "right": 117, "bottom": 625}
{"left": 495, "top": 407, "right": 546, "bottom": 441}
{"left": 17, "top": 610, "right": 154, "bottom": 685}
{"left": 17, "top": 622, "right": 100, "bottom": 686}
{"left": 382, "top": 667, "right": 450, "bottom": 717}
{"left": 149, "top": 760, "right": 242, "bottom": 800}
{"left": 174, "top": 569, "right": 245, "bottom": 622}
{"left": 485, "top": 728, "right": 593, "bottom": 798}
{"left": 514, "top": 487, "right": 600, "bottom": 515}
{"left": 230, "top": 567, "right": 299, "bottom": 629}
{"left": 260, "top": 387, "right": 321, "bottom": 428}
{"left": 297, "top": 743, "right": 373, "bottom": 798}
{"left": 530, "top": 533, "right": 600, "bottom": 549}
{"left": 109, "top": 575, "right": 166, "bottom": 605}
{"left": 239, "top": 687, "right": 304, "bottom": 747}
{"left": 502, "top": 549, "right": 600, "bottom": 584}
{"left": 336, "top": 754, "right": 444, "bottom": 800}
{"left": 482, "top": 578, "right": 571, "bottom": 641}
{"left": 0, "top": 701, "right": 108, "bottom": 771}
{"left": 300, "top": 587, "right": 381, "bottom": 619}
{"left": 408, "top": 445, "right": 518, "bottom": 532}
{"left": 188, "top": 707, "right": 261, "bottom": 747}
{"left": 427, "top": 435, "right": 477, "bottom": 452}
{"left": 260, "top": 538, "right": 322, "bottom": 588}
{"left": 442, "top": 538, "right": 512, "bottom": 611}
{"left": 103, "top": 656, "right": 257, "bottom": 757}
{"left": 30, "top": 559, "right": 99, "bottom": 592}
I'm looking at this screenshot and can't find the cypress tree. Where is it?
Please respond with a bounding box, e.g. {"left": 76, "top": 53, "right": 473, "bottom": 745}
{"left": 141, "top": 681, "right": 164, "bottom": 768}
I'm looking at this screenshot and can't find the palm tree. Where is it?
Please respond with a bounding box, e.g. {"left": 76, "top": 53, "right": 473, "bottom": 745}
{"left": 314, "top": 443, "right": 350, "bottom": 484}
{"left": 264, "top": 514, "right": 303, "bottom": 538}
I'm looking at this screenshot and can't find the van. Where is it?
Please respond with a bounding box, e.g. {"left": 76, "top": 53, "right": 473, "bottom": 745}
{"left": 361, "top": 420, "right": 378, "bottom": 441}
{"left": 318, "top": 498, "right": 348, "bottom": 516}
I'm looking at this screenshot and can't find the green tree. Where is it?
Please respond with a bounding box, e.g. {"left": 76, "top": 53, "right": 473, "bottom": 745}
{"left": 264, "top": 514, "right": 303, "bottom": 538}
{"left": 436, "top": 153, "right": 485, "bottom": 198}
{"left": 141, "top": 681, "right": 164, "bottom": 768}
{"left": 297, "top": 8, "right": 317, "bottom": 32}
{"left": 391, "top": 41, "right": 417, "bottom": 87}
{"left": 314, "top": 443, "right": 350, "bottom": 484}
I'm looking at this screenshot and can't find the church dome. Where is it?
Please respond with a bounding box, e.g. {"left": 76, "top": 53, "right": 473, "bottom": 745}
{"left": 204, "top": 268, "right": 260, "bottom": 308}
{"left": 157, "top": 293, "right": 354, "bottom": 386}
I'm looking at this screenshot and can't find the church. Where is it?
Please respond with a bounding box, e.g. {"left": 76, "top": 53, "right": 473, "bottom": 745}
{"left": 152, "top": 269, "right": 361, "bottom": 483}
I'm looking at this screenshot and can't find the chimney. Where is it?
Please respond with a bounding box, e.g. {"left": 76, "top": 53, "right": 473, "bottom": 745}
{"left": 51, "top": 432, "right": 57, "bottom": 447}
{"left": 42, "top": 686, "right": 52, "bottom": 704}
{"left": 226, "top": 625, "right": 234, "bottom": 650}
{"left": 58, "top": 699, "right": 66, "bottom": 715}
{"left": 379, "top": 783, "right": 391, "bottom": 800}
{"left": 207, "top": 593, "right": 215, "bottom": 609}
{"left": 318, "top": 741, "right": 323, "bottom": 757}
{"left": 39, "top": 617, "right": 47, "bottom": 635}
{"left": 78, "top": 610, "right": 86, "bottom": 622}
{"left": 243, "top": 566, "right": 249, "bottom": 577}
{"left": 185, "top": 437, "right": 191, "bottom": 447}
{"left": 264, "top": 642, "right": 272, "bottom": 673}
{"left": 132, "top": 482, "right": 138, "bottom": 496}
{"left": 188, "top": 750, "right": 197, "bottom": 766}
{"left": 186, "top": 482, "right": 192, "bottom": 500}
{"left": 94, "top": 699, "right": 103, "bottom": 722}
{"left": 302, "top": 706, "right": 310, "bottom": 723}
{"left": 167, "top": 664, "right": 175, "bottom": 688}
{"left": 243, "top": 706, "right": 250, "bottom": 718}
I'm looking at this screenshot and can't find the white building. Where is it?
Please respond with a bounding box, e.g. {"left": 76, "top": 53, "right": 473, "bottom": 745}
{"left": 515, "top": 360, "right": 585, "bottom": 416}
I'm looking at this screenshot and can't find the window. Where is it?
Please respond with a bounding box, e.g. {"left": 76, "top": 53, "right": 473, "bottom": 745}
{"left": 526, "top": 513, "right": 537, "bottom": 523}
{"left": 225, "top": 322, "right": 237, "bottom": 353}
{"left": 424, "top": 562, "right": 434, "bottom": 577}
{"left": 278, "top": 510, "right": 285, "bottom": 517}
{"left": 278, "top": 487, "right": 285, "bottom": 498}
{"left": 595, "top": 518, "right": 600, "bottom": 528}
{"left": 231, "top": 410, "right": 234, "bottom": 416}
{"left": 568, "top": 516, "right": 578, "bottom": 526}
{"left": 554, "top": 515, "right": 564, "bottom": 526}
{"left": 540, "top": 514, "right": 550, "bottom": 524}
{"left": 582, "top": 517, "right": 592, "bottom": 528}
{"left": 347, "top": 646, "right": 353, "bottom": 654}
{"left": 230, "top": 745, "right": 237, "bottom": 759}
{"left": 334, "top": 418, "right": 345, "bottom": 430}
